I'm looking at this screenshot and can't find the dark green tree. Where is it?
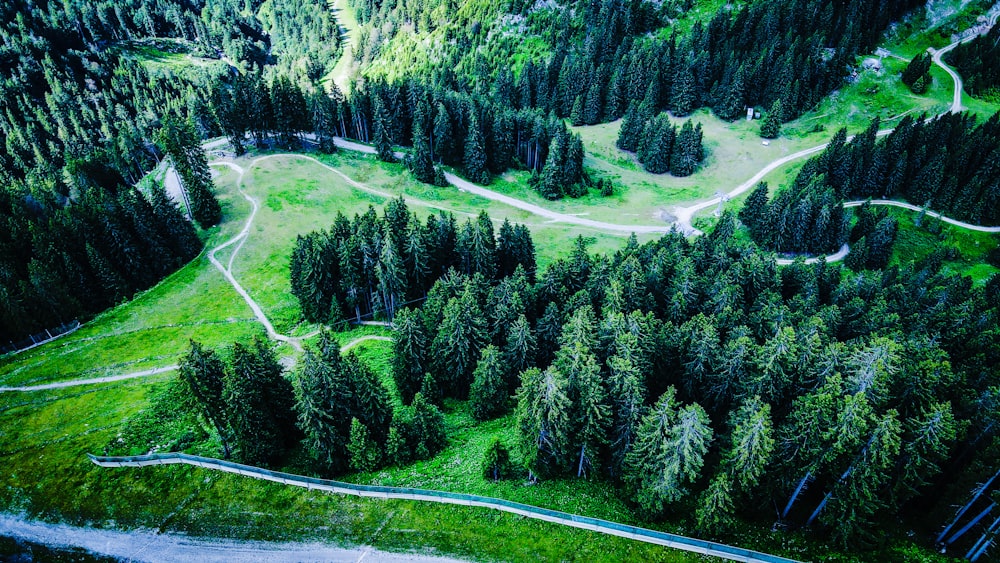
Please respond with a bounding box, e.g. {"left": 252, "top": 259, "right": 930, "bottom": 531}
{"left": 760, "top": 99, "right": 783, "bottom": 139}
{"left": 463, "top": 109, "right": 489, "bottom": 184}
{"left": 224, "top": 337, "right": 297, "bottom": 466}
{"left": 482, "top": 438, "right": 515, "bottom": 481}
{"left": 158, "top": 115, "right": 222, "bottom": 228}
{"left": 178, "top": 340, "right": 231, "bottom": 457}
{"left": 470, "top": 345, "right": 509, "bottom": 421}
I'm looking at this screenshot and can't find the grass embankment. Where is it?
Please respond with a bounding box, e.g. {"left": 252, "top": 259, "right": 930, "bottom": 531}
{"left": 0, "top": 168, "right": 260, "bottom": 388}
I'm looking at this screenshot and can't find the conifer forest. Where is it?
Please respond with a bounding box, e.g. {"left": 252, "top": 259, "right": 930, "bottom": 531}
{"left": 2, "top": 0, "right": 1000, "bottom": 562}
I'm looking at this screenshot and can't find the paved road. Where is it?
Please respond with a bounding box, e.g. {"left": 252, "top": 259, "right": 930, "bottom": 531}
{"left": 0, "top": 514, "right": 465, "bottom": 563}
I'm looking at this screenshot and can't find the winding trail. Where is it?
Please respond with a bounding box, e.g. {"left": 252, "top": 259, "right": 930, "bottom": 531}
{"left": 205, "top": 161, "right": 302, "bottom": 352}
{"left": 0, "top": 365, "right": 178, "bottom": 393}
{"left": 331, "top": 138, "right": 675, "bottom": 234}
{"left": 341, "top": 335, "right": 394, "bottom": 353}
{"left": 929, "top": 39, "right": 966, "bottom": 114}
{"left": 165, "top": 9, "right": 999, "bottom": 360}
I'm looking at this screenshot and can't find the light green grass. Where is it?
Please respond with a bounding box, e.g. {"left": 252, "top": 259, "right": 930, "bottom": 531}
{"left": 0, "top": 169, "right": 259, "bottom": 387}
{"left": 573, "top": 110, "right": 821, "bottom": 210}
{"left": 325, "top": 0, "right": 361, "bottom": 94}
{"left": 889, "top": 208, "right": 1000, "bottom": 282}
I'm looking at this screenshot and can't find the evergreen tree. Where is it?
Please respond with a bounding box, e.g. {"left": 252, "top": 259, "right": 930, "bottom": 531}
{"left": 716, "top": 65, "right": 746, "bottom": 121}
{"left": 224, "top": 337, "right": 297, "bottom": 466}
{"left": 411, "top": 392, "right": 447, "bottom": 459}
{"left": 671, "top": 63, "right": 697, "bottom": 117}
{"left": 607, "top": 340, "right": 646, "bottom": 477}
{"left": 516, "top": 366, "right": 572, "bottom": 478}
{"left": 373, "top": 97, "right": 396, "bottom": 162}
{"left": 624, "top": 388, "right": 713, "bottom": 515}
{"left": 345, "top": 353, "right": 393, "bottom": 441}
{"left": 503, "top": 314, "right": 536, "bottom": 390}
{"left": 420, "top": 372, "right": 442, "bottom": 407}
{"left": 482, "top": 438, "right": 515, "bottom": 481}
{"left": 178, "top": 340, "right": 231, "bottom": 457}
{"left": 158, "top": 115, "right": 222, "bottom": 228}
{"left": 760, "top": 99, "right": 783, "bottom": 139}
{"left": 464, "top": 110, "right": 489, "bottom": 184}
{"left": 347, "top": 417, "right": 382, "bottom": 472}
{"left": 392, "top": 308, "right": 428, "bottom": 405}
{"left": 431, "top": 291, "right": 488, "bottom": 398}
{"left": 739, "top": 182, "right": 770, "bottom": 239}
{"left": 293, "top": 335, "right": 353, "bottom": 473}
{"left": 638, "top": 116, "right": 674, "bottom": 174}
{"left": 408, "top": 111, "right": 437, "bottom": 184}
{"left": 470, "top": 345, "right": 509, "bottom": 421}
{"left": 669, "top": 120, "right": 701, "bottom": 177}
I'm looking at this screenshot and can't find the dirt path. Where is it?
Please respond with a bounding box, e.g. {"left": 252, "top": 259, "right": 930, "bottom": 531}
{"left": 775, "top": 244, "right": 850, "bottom": 266}
{"left": 331, "top": 138, "right": 674, "bottom": 234}
{"left": 205, "top": 161, "right": 304, "bottom": 352}
{"left": 843, "top": 199, "right": 1000, "bottom": 232}
{"left": 0, "top": 513, "right": 466, "bottom": 563}
{"left": 0, "top": 365, "right": 178, "bottom": 393}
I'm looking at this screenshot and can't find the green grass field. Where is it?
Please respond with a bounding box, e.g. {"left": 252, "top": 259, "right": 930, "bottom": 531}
{"left": 3, "top": 2, "right": 999, "bottom": 561}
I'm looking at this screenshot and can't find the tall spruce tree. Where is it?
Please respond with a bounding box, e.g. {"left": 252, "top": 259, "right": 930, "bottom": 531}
{"left": 179, "top": 340, "right": 231, "bottom": 458}
{"left": 158, "top": 115, "right": 222, "bottom": 228}
{"left": 464, "top": 109, "right": 489, "bottom": 184}
{"left": 760, "top": 99, "right": 783, "bottom": 139}
{"left": 470, "top": 345, "right": 509, "bottom": 421}
{"left": 224, "top": 337, "right": 297, "bottom": 466}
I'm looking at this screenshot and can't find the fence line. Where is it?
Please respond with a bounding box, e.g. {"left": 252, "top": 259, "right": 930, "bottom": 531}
{"left": 1, "top": 321, "right": 81, "bottom": 357}
{"left": 89, "top": 452, "right": 801, "bottom": 563}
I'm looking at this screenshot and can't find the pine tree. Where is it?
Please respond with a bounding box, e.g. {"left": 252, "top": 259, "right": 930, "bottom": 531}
{"left": 482, "top": 438, "right": 515, "bottom": 481}
{"left": 739, "top": 182, "right": 770, "bottom": 238}
{"left": 716, "top": 64, "right": 746, "bottom": 121}
{"left": 392, "top": 308, "right": 427, "bottom": 405}
{"left": 412, "top": 392, "right": 447, "bottom": 459}
{"left": 179, "top": 340, "right": 231, "bottom": 457}
{"left": 670, "top": 120, "right": 701, "bottom": 177}
{"left": 638, "top": 116, "right": 673, "bottom": 174}
{"left": 158, "top": 115, "right": 222, "bottom": 228}
{"left": 347, "top": 417, "right": 382, "bottom": 472}
{"left": 470, "top": 345, "right": 509, "bottom": 421}
{"left": 671, "top": 63, "right": 697, "bottom": 117}
{"left": 464, "top": 110, "right": 489, "bottom": 184}
{"left": 516, "top": 366, "right": 572, "bottom": 478}
{"left": 624, "top": 388, "right": 713, "bottom": 515}
{"left": 373, "top": 97, "right": 395, "bottom": 163}
{"left": 408, "top": 111, "right": 436, "bottom": 184}
{"left": 503, "top": 314, "right": 536, "bottom": 390}
{"left": 345, "top": 353, "right": 393, "bottom": 441}
{"left": 760, "top": 99, "right": 783, "bottom": 139}
{"left": 293, "top": 335, "right": 353, "bottom": 473}
{"left": 607, "top": 341, "right": 646, "bottom": 477}
{"left": 224, "top": 338, "right": 297, "bottom": 466}
{"left": 431, "top": 291, "right": 488, "bottom": 398}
